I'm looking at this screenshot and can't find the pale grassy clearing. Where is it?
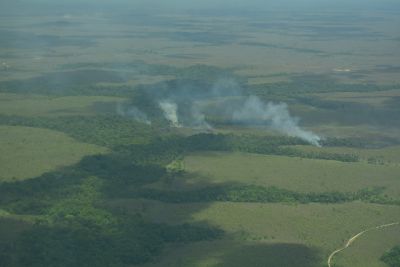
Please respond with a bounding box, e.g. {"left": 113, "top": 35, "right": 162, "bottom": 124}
{"left": 0, "top": 125, "right": 107, "bottom": 182}
{"left": 334, "top": 224, "right": 400, "bottom": 267}
{"left": 0, "top": 93, "right": 126, "bottom": 117}
{"left": 183, "top": 152, "right": 400, "bottom": 197}
{"left": 110, "top": 199, "right": 400, "bottom": 267}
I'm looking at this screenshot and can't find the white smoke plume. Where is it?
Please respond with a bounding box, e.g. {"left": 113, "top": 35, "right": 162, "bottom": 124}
{"left": 159, "top": 100, "right": 181, "bottom": 127}
{"left": 126, "top": 78, "right": 321, "bottom": 146}
{"left": 191, "top": 104, "right": 213, "bottom": 130}
{"left": 233, "top": 96, "right": 321, "bottom": 146}
{"left": 116, "top": 103, "right": 151, "bottom": 125}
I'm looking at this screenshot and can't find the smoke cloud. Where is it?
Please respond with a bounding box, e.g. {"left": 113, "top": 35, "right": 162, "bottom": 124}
{"left": 189, "top": 103, "right": 213, "bottom": 130}
{"left": 116, "top": 103, "right": 151, "bottom": 125}
{"left": 125, "top": 78, "right": 321, "bottom": 146}
{"left": 232, "top": 96, "right": 321, "bottom": 146}
{"left": 159, "top": 100, "right": 181, "bottom": 127}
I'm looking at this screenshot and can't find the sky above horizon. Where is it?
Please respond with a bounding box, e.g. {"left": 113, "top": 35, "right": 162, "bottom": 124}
{"left": 1, "top": 0, "right": 400, "bottom": 15}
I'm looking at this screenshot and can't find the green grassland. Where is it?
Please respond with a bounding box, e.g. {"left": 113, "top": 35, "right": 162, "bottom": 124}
{"left": 181, "top": 152, "right": 400, "bottom": 198}
{"left": 335, "top": 225, "right": 400, "bottom": 267}
{"left": 107, "top": 199, "right": 400, "bottom": 267}
{"left": 1, "top": 3, "right": 400, "bottom": 85}
{"left": 0, "top": 125, "right": 107, "bottom": 181}
{"left": 313, "top": 90, "right": 400, "bottom": 108}
{"left": 107, "top": 200, "right": 400, "bottom": 248}
{"left": 0, "top": 93, "right": 126, "bottom": 117}
{"left": 290, "top": 145, "right": 400, "bottom": 165}
{"left": 1, "top": 2, "right": 400, "bottom": 267}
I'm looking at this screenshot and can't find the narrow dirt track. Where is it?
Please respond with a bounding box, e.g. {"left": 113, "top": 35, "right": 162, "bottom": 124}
{"left": 327, "top": 222, "right": 399, "bottom": 267}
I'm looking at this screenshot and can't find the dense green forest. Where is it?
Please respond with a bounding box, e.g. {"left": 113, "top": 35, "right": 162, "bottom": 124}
{"left": 382, "top": 245, "right": 400, "bottom": 267}
{"left": 0, "top": 114, "right": 362, "bottom": 162}
{"left": 0, "top": 69, "right": 398, "bottom": 267}
{"left": 1, "top": 2, "right": 400, "bottom": 266}
{"left": 0, "top": 120, "right": 397, "bottom": 266}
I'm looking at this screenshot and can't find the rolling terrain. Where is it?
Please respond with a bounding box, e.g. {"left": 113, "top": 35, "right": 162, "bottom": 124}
{"left": 0, "top": 1, "right": 400, "bottom": 267}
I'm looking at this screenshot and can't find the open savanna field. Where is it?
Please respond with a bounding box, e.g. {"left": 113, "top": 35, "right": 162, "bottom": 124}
{"left": 0, "top": 125, "right": 107, "bottom": 182}
{"left": 127, "top": 202, "right": 400, "bottom": 267}
{"left": 107, "top": 147, "right": 400, "bottom": 266}
{"left": 181, "top": 152, "right": 400, "bottom": 197}
{"left": 1, "top": 1, "right": 400, "bottom": 267}
{"left": 0, "top": 93, "right": 126, "bottom": 117}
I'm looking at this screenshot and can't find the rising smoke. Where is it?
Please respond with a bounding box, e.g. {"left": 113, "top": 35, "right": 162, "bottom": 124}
{"left": 190, "top": 104, "right": 213, "bottom": 130}
{"left": 116, "top": 102, "right": 151, "bottom": 125}
{"left": 159, "top": 100, "right": 181, "bottom": 127}
{"left": 123, "top": 79, "right": 321, "bottom": 146}
{"left": 232, "top": 96, "right": 321, "bottom": 146}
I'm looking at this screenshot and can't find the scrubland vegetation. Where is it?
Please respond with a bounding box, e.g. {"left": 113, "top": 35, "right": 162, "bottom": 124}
{"left": 382, "top": 246, "right": 400, "bottom": 267}
{"left": 1, "top": 1, "right": 400, "bottom": 266}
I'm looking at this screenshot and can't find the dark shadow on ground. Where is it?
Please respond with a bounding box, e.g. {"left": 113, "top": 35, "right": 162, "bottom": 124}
{"left": 215, "top": 242, "right": 323, "bottom": 267}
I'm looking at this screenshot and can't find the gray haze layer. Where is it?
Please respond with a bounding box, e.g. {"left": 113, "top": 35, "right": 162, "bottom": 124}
{"left": 116, "top": 103, "right": 151, "bottom": 125}
{"left": 232, "top": 96, "right": 321, "bottom": 146}
{"left": 125, "top": 79, "right": 321, "bottom": 146}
